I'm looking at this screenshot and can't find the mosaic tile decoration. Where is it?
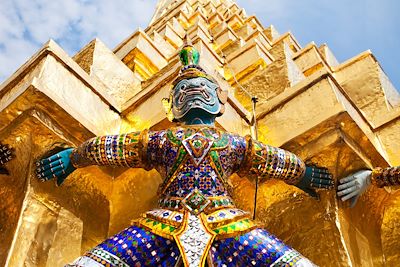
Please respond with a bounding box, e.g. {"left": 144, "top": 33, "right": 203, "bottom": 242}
{"left": 210, "top": 228, "right": 315, "bottom": 267}
{"left": 175, "top": 214, "right": 216, "bottom": 267}
{"left": 240, "top": 138, "right": 306, "bottom": 185}
{"left": 372, "top": 166, "right": 400, "bottom": 187}
{"left": 71, "top": 131, "right": 147, "bottom": 169}
{"left": 158, "top": 195, "right": 235, "bottom": 212}
{"left": 206, "top": 208, "right": 250, "bottom": 226}
{"left": 70, "top": 225, "right": 180, "bottom": 267}
{"left": 182, "top": 133, "right": 214, "bottom": 166}
{"left": 145, "top": 209, "right": 184, "bottom": 227}
{"left": 67, "top": 126, "right": 316, "bottom": 266}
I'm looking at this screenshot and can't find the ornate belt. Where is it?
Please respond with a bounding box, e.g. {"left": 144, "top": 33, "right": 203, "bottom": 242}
{"left": 158, "top": 192, "right": 235, "bottom": 213}
{"left": 135, "top": 190, "right": 256, "bottom": 267}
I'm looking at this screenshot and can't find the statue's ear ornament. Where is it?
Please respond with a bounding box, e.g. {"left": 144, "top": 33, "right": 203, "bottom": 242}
{"left": 162, "top": 92, "right": 174, "bottom": 122}
{"left": 217, "top": 88, "right": 228, "bottom": 104}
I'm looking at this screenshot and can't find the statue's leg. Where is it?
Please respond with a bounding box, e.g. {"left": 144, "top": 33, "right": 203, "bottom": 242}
{"left": 210, "top": 228, "right": 317, "bottom": 267}
{"left": 67, "top": 225, "right": 180, "bottom": 267}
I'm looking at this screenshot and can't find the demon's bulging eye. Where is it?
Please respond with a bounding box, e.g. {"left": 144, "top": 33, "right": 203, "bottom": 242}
{"left": 180, "top": 84, "right": 187, "bottom": 90}
{"left": 200, "top": 81, "right": 205, "bottom": 87}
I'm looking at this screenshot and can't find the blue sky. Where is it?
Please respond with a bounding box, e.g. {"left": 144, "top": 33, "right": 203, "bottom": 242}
{"left": 0, "top": 0, "right": 398, "bottom": 89}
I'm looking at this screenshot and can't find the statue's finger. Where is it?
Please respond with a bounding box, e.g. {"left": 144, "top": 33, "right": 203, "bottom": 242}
{"left": 316, "top": 183, "right": 334, "bottom": 190}
{"left": 337, "top": 185, "right": 358, "bottom": 197}
{"left": 37, "top": 172, "right": 50, "bottom": 181}
{"left": 36, "top": 172, "right": 52, "bottom": 182}
{"left": 314, "top": 173, "right": 332, "bottom": 179}
{"left": 310, "top": 178, "right": 333, "bottom": 186}
{"left": 39, "top": 153, "right": 62, "bottom": 166}
{"left": 341, "top": 189, "right": 360, "bottom": 201}
{"left": 53, "top": 169, "right": 67, "bottom": 178}
{"left": 321, "top": 168, "right": 330, "bottom": 174}
{"left": 39, "top": 165, "right": 64, "bottom": 178}
{"left": 328, "top": 184, "right": 335, "bottom": 190}
{"left": 337, "top": 180, "right": 357, "bottom": 190}
{"left": 38, "top": 159, "right": 49, "bottom": 166}
{"left": 313, "top": 167, "right": 330, "bottom": 174}
{"left": 0, "top": 155, "right": 13, "bottom": 164}
{"left": 37, "top": 166, "right": 61, "bottom": 180}
{"left": 36, "top": 159, "right": 64, "bottom": 173}
{"left": 339, "top": 175, "right": 356, "bottom": 184}
{"left": 0, "top": 153, "right": 9, "bottom": 161}
{"left": 39, "top": 155, "right": 64, "bottom": 168}
{"left": 47, "top": 153, "right": 64, "bottom": 163}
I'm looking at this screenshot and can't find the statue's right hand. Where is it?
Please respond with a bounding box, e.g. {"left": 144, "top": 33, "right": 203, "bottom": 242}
{"left": 36, "top": 148, "right": 76, "bottom": 186}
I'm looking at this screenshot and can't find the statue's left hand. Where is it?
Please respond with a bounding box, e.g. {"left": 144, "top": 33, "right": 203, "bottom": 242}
{"left": 337, "top": 170, "right": 371, "bottom": 208}
{"left": 0, "top": 143, "right": 15, "bottom": 175}
{"left": 36, "top": 148, "right": 76, "bottom": 186}
{"left": 295, "top": 166, "right": 334, "bottom": 199}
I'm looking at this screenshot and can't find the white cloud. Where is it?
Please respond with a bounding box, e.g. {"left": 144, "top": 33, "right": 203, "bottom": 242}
{"left": 0, "top": 0, "right": 398, "bottom": 88}
{"left": 0, "top": 0, "right": 157, "bottom": 82}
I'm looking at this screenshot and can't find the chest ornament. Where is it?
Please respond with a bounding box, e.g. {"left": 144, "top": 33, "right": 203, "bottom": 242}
{"left": 182, "top": 133, "right": 213, "bottom": 166}
{"left": 181, "top": 189, "right": 211, "bottom": 215}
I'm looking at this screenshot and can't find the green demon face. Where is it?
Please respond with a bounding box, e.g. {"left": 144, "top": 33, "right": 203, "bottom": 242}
{"left": 172, "top": 77, "right": 222, "bottom": 121}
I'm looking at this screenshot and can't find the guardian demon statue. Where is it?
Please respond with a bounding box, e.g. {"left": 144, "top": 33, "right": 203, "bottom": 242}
{"left": 37, "top": 43, "right": 336, "bottom": 267}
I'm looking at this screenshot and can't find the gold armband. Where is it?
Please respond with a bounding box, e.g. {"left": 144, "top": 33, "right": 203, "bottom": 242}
{"left": 70, "top": 146, "right": 92, "bottom": 168}
{"left": 237, "top": 135, "right": 254, "bottom": 178}
{"left": 371, "top": 167, "right": 385, "bottom": 188}
{"left": 373, "top": 166, "right": 400, "bottom": 187}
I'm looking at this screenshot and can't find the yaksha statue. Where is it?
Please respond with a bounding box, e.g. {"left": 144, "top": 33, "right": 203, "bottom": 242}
{"left": 36, "top": 43, "right": 334, "bottom": 267}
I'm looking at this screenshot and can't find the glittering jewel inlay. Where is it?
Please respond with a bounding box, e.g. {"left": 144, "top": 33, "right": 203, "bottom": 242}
{"left": 178, "top": 214, "right": 214, "bottom": 267}
{"left": 181, "top": 189, "right": 211, "bottom": 215}
{"left": 182, "top": 133, "right": 213, "bottom": 166}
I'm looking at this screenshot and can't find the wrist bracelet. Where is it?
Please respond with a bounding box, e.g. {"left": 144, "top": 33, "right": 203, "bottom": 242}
{"left": 371, "top": 167, "right": 384, "bottom": 188}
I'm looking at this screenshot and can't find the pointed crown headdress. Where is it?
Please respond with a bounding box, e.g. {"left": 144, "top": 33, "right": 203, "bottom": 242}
{"left": 162, "top": 35, "right": 227, "bottom": 121}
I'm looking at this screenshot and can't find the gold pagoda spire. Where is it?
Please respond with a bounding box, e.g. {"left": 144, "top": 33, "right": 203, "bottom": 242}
{"left": 150, "top": 0, "right": 236, "bottom": 25}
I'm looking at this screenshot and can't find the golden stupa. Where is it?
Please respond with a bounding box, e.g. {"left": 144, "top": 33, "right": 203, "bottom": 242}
{"left": 0, "top": 0, "right": 399, "bottom": 266}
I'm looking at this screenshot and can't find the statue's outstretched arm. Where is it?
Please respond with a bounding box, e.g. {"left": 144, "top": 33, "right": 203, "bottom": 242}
{"left": 338, "top": 166, "right": 400, "bottom": 207}
{"left": 70, "top": 131, "right": 148, "bottom": 168}
{"left": 36, "top": 131, "right": 149, "bottom": 186}
{"left": 238, "top": 136, "right": 334, "bottom": 197}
